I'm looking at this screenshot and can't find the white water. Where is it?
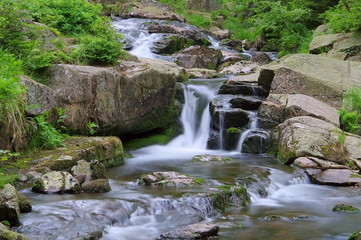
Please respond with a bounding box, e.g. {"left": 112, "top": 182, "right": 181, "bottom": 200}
{"left": 236, "top": 111, "right": 258, "bottom": 152}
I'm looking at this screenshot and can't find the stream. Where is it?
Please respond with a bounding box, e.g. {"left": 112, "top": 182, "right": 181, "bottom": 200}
{"left": 16, "top": 18, "right": 361, "bottom": 240}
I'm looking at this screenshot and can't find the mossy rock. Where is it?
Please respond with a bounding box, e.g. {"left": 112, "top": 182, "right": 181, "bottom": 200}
{"left": 0, "top": 223, "right": 29, "bottom": 240}
{"left": 81, "top": 179, "right": 111, "bottom": 193}
{"left": 23, "top": 136, "right": 124, "bottom": 172}
{"left": 349, "top": 229, "right": 361, "bottom": 240}
{"left": 210, "top": 185, "right": 250, "bottom": 212}
{"left": 333, "top": 204, "right": 360, "bottom": 213}
{"left": 16, "top": 192, "right": 32, "bottom": 213}
{"left": 139, "top": 171, "right": 206, "bottom": 186}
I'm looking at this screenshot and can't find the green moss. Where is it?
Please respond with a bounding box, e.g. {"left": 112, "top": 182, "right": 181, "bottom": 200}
{"left": 348, "top": 230, "right": 361, "bottom": 240}
{"left": 124, "top": 127, "right": 175, "bottom": 150}
{"left": 0, "top": 174, "right": 18, "bottom": 189}
{"left": 202, "top": 38, "right": 211, "bottom": 46}
{"left": 211, "top": 185, "right": 250, "bottom": 212}
{"left": 1, "top": 220, "right": 10, "bottom": 227}
{"left": 32, "top": 179, "right": 45, "bottom": 193}
{"left": 90, "top": 162, "right": 106, "bottom": 180}
{"left": 185, "top": 39, "right": 195, "bottom": 48}
{"left": 193, "top": 177, "right": 206, "bottom": 185}
{"left": 69, "top": 184, "right": 81, "bottom": 194}
{"left": 226, "top": 127, "right": 241, "bottom": 134}
{"left": 333, "top": 204, "right": 360, "bottom": 213}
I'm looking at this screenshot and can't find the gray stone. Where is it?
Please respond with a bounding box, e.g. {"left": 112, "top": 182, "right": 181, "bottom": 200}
{"left": 311, "top": 169, "right": 361, "bottom": 186}
{"left": 139, "top": 172, "right": 203, "bottom": 186}
{"left": 309, "top": 33, "right": 349, "bottom": 54}
{"left": 218, "top": 61, "right": 259, "bottom": 74}
{"left": 191, "top": 154, "right": 236, "bottom": 163}
{"left": 71, "top": 160, "right": 92, "bottom": 183}
{"left": 157, "top": 223, "right": 219, "bottom": 240}
{"left": 175, "top": 46, "right": 222, "bottom": 70}
{"left": 32, "top": 171, "right": 80, "bottom": 194}
{"left": 257, "top": 54, "right": 361, "bottom": 107}
{"left": 81, "top": 179, "right": 111, "bottom": 193}
{"left": 251, "top": 52, "right": 271, "bottom": 65}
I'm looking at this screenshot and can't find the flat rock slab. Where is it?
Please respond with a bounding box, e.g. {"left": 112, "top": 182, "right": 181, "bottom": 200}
{"left": 139, "top": 172, "right": 203, "bottom": 186}
{"left": 191, "top": 154, "right": 236, "bottom": 163}
{"left": 157, "top": 223, "right": 219, "bottom": 240}
{"left": 293, "top": 157, "right": 349, "bottom": 170}
{"left": 311, "top": 169, "right": 361, "bottom": 186}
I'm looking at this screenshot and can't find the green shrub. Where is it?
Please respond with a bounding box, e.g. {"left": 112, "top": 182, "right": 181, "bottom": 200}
{"left": 339, "top": 87, "right": 361, "bottom": 135}
{"left": 22, "top": 0, "right": 103, "bottom": 35}
{"left": 323, "top": 1, "right": 361, "bottom": 33}
{"left": 28, "top": 111, "right": 65, "bottom": 150}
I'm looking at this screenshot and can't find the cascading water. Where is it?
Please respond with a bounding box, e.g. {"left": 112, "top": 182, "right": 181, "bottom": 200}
{"left": 17, "top": 17, "right": 361, "bottom": 240}
{"left": 236, "top": 111, "right": 258, "bottom": 152}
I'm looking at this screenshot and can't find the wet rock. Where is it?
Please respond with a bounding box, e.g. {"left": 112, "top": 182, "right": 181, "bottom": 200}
{"left": 218, "top": 83, "right": 268, "bottom": 97}
{"left": 157, "top": 223, "right": 219, "bottom": 240}
{"left": 175, "top": 46, "right": 222, "bottom": 70}
{"left": 0, "top": 223, "right": 29, "bottom": 240}
{"left": 259, "top": 94, "right": 340, "bottom": 127}
{"left": 218, "top": 61, "right": 259, "bottom": 74}
{"left": 223, "top": 128, "right": 242, "bottom": 150}
{"left": 251, "top": 52, "right": 271, "bottom": 65}
{"left": 264, "top": 215, "right": 282, "bottom": 221}
{"left": 81, "top": 179, "right": 111, "bottom": 193}
{"left": 220, "top": 39, "right": 243, "bottom": 51}
{"left": 191, "top": 154, "right": 236, "bottom": 163}
{"left": 90, "top": 160, "right": 106, "bottom": 180}
{"left": 16, "top": 192, "right": 32, "bottom": 213}
{"left": 0, "top": 184, "right": 20, "bottom": 226}
{"left": 220, "top": 50, "right": 245, "bottom": 63}
{"left": 241, "top": 131, "right": 269, "bottom": 154}
{"left": 139, "top": 172, "right": 204, "bottom": 186}
{"left": 310, "top": 169, "right": 361, "bottom": 186}
{"left": 152, "top": 34, "right": 190, "bottom": 54}
{"left": 257, "top": 54, "right": 361, "bottom": 107}
{"left": 211, "top": 108, "right": 250, "bottom": 130}
{"left": 210, "top": 185, "right": 250, "bottom": 211}
{"left": 332, "top": 204, "right": 360, "bottom": 213}
{"left": 148, "top": 25, "right": 209, "bottom": 46}
{"left": 32, "top": 171, "right": 80, "bottom": 194}
{"left": 349, "top": 229, "right": 361, "bottom": 240}
{"left": 230, "top": 97, "right": 263, "bottom": 110}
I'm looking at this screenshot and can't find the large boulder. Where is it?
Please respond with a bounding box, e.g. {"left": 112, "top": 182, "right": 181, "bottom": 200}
{"left": 157, "top": 223, "right": 219, "bottom": 240}
{"left": 152, "top": 34, "right": 190, "bottom": 54}
{"left": 32, "top": 171, "right": 80, "bottom": 194}
{"left": 24, "top": 58, "right": 186, "bottom": 135}
{"left": 148, "top": 25, "right": 210, "bottom": 46}
{"left": 309, "top": 33, "right": 349, "bottom": 54}
{"left": 275, "top": 116, "right": 343, "bottom": 164}
{"left": 257, "top": 54, "right": 361, "bottom": 107}
{"left": 175, "top": 46, "right": 222, "bottom": 70}
{"left": 258, "top": 94, "right": 340, "bottom": 127}
{"left": 0, "top": 184, "right": 20, "bottom": 226}
{"left": 114, "top": 0, "right": 185, "bottom": 22}
{"left": 25, "top": 136, "right": 124, "bottom": 174}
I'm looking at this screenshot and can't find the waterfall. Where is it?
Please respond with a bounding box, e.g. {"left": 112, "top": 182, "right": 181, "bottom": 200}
{"left": 168, "top": 82, "right": 219, "bottom": 149}
{"left": 236, "top": 111, "right": 258, "bottom": 152}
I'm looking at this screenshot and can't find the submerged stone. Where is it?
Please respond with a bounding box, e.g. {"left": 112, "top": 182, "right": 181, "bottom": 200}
{"left": 157, "top": 223, "right": 219, "bottom": 240}
{"left": 191, "top": 154, "right": 236, "bottom": 163}
{"left": 139, "top": 172, "right": 205, "bottom": 186}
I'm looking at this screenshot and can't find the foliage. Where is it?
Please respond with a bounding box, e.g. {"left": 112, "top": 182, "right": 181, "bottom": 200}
{"left": 87, "top": 122, "right": 98, "bottom": 136}
{"left": 20, "top": 0, "right": 103, "bottom": 35}
{"left": 339, "top": 87, "right": 361, "bottom": 135}
{"left": 323, "top": 1, "right": 361, "bottom": 33}
{"left": 28, "top": 111, "right": 65, "bottom": 150}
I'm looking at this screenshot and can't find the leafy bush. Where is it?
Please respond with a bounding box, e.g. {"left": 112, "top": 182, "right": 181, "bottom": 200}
{"left": 339, "top": 87, "right": 361, "bottom": 135}
{"left": 21, "top": 0, "right": 103, "bottom": 35}
{"left": 323, "top": 1, "right": 361, "bottom": 33}
{"left": 28, "top": 111, "right": 65, "bottom": 150}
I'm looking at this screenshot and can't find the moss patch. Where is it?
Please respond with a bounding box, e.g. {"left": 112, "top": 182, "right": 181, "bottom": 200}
{"left": 333, "top": 204, "right": 360, "bottom": 213}
{"left": 210, "top": 185, "right": 250, "bottom": 212}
